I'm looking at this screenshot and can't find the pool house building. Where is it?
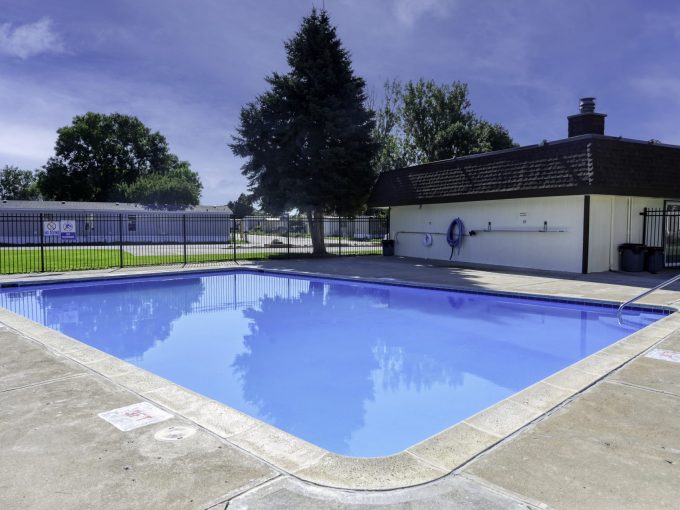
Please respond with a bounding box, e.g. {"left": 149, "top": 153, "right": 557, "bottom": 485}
{"left": 368, "top": 98, "right": 680, "bottom": 273}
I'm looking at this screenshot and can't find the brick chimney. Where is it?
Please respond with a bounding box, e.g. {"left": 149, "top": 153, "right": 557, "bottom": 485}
{"left": 567, "top": 97, "right": 606, "bottom": 137}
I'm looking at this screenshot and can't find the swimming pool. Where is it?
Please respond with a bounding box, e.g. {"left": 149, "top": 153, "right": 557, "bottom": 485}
{"left": 0, "top": 270, "right": 663, "bottom": 457}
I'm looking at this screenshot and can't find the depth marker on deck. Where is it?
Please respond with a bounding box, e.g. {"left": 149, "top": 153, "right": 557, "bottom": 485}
{"left": 645, "top": 348, "right": 680, "bottom": 364}
{"left": 99, "top": 402, "right": 173, "bottom": 431}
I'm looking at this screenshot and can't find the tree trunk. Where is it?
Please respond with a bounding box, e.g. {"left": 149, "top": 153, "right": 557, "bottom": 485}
{"left": 307, "top": 209, "right": 326, "bottom": 255}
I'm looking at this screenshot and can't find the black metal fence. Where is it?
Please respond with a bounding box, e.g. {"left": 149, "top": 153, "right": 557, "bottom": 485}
{"left": 0, "top": 212, "right": 388, "bottom": 274}
{"left": 642, "top": 207, "right": 680, "bottom": 267}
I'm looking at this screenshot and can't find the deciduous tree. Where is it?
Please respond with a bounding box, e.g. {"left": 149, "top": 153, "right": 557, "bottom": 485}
{"left": 227, "top": 193, "right": 256, "bottom": 218}
{"left": 0, "top": 165, "right": 39, "bottom": 200}
{"left": 372, "top": 79, "right": 515, "bottom": 170}
{"left": 113, "top": 165, "right": 202, "bottom": 209}
{"left": 38, "top": 112, "right": 202, "bottom": 207}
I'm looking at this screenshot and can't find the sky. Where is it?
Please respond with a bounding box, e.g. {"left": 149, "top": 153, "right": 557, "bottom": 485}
{"left": 2, "top": 0, "right": 680, "bottom": 206}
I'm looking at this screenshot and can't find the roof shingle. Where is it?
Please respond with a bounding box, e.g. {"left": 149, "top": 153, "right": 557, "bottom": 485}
{"left": 367, "top": 135, "right": 680, "bottom": 207}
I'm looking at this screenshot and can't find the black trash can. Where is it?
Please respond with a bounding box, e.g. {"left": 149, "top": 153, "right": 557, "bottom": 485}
{"left": 381, "top": 239, "right": 395, "bottom": 256}
{"left": 618, "top": 243, "right": 645, "bottom": 272}
{"left": 645, "top": 247, "right": 665, "bottom": 274}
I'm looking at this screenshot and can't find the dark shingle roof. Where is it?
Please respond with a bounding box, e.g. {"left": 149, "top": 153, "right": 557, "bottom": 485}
{"left": 367, "top": 135, "right": 680, "bottom": 207}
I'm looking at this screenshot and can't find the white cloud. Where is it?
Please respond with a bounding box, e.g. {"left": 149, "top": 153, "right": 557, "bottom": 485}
{"left": 0, "top": 123, "right": 56, "bottom": 168}
{"left": 0, "top": 18, "right": 64, "bottom": 59}
{"left": 393, "top": 0, "right": 451, "bottom": 28}
{"left": 631, "top": 76, "right": 680, "bottom": 105}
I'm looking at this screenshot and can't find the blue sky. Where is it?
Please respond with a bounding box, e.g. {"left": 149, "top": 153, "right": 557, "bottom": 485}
{"left": 2, "top": 0, "right": 680, "bottom": 205}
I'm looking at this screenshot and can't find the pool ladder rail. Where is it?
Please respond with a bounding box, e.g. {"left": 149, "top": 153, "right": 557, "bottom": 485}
{"left": 617, "top": 273, "right": 680, "bottom": 324}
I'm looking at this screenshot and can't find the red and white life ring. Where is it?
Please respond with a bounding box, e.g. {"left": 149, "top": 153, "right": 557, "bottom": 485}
{"left": 423, "top": 233, "right": 433, "bottom": 246}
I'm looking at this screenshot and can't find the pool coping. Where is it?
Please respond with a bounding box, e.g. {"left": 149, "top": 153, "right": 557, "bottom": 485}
{"left": 0, "top": 265, "right": 679, "bottom": 491}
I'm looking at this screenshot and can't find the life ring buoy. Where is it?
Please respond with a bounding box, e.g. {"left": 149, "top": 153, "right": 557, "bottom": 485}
{"left": 423, "top": 233, "right": 433, "bottom": 246}
{"left": 446, "top": 218, "right": 464, "bottom": 260}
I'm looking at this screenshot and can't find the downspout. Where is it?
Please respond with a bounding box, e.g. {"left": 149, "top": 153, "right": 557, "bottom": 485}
{"left": 626, "top": 197, "right": 632, "bottom": 243}
{"left": 581, "top": 195, "right": 591, "bottom": 274}
{"left": 608, "top": 196, "right": 615, "bottom": 270}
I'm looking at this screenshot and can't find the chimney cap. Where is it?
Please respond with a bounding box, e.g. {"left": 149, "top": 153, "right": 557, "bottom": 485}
{"left": 579, "top": 97, "right": 596, "bottom": 113}
{"left": 568, "top": 97, "right": 606, "bottom": 137}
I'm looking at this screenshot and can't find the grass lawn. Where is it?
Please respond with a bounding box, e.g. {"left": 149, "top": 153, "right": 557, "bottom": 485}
{"left": 0, "top": 248, "right": 290, "bottom": 274}
{"left": 1, "top": 244, "right": 383, "bottom": 274}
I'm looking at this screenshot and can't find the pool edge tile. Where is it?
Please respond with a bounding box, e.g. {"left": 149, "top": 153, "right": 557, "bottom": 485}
{"left": 294, "top": 451, "right": 447, "bottom": 491}
{"left": 110, "top": 368, "right": 172, "bottom": 394}
{"left": 406, "top": 423, "right": 500, "bottom": 473}
{"left": 508, "top": 381, "right": 574, "bottom": 413}
{"left": 143, "top": 384, "right": 211, "bottom": 415}
{"left": 182, "top": 400, "right": 260, "bottom": 439}
{"left": 228, "top": 423, "right": 327, "bottom": 474}
{"left": 464, "top": 399, "right": 542, "bottom": 438}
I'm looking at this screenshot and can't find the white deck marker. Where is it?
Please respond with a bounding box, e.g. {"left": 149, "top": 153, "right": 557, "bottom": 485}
{"left": 98, "top": 402, "right": 173, "bottom": 431}
{"left": 645, "top": 348, "right": 680, "bottom": 364}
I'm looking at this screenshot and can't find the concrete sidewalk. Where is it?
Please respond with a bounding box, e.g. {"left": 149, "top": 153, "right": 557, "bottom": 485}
{"left": 1, "top": 257, "right": 679, "bottom": 509}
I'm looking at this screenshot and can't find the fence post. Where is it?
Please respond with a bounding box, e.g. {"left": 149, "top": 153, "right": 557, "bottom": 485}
{"left": 338, "top": 217, "right": 342, "bottom": 257}
{"left": 39, "top": 213, "right": 45, "bottom": 272}
{"left": 232, "top": 216, "right": 237, "bottom": 262}
{"left": 118, "top": 214, "right": 124, "bottom": 268}
{"left": 641, "top": 207, "right": 647, "bottom": 246}
{"left": 287, "top": 214, "right": 291, "bottom": 258}
{"left": 662, "top": 207, "right": 667, "bottom": 250}
{"left": 182, "top": 214, "right": 187, "bottom": 265}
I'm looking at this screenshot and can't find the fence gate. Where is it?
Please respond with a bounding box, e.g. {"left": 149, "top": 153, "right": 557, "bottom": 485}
{"left": 642, "top": 204, "right": 680, "bottom": 267}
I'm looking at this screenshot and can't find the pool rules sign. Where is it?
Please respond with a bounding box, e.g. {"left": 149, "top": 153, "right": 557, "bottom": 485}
{"left": 60, "top": 220, "right": 77, "bottom": 240}
{"left": 43, "top": 220, "right": 77, "bottom": 241}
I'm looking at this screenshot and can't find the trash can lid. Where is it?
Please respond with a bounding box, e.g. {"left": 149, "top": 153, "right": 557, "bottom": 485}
{"left": 618, "top": 243, "right": 646, "bottom": 253}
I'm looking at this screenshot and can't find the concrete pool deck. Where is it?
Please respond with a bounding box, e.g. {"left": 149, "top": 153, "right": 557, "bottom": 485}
{"left": 1, "top": 256, "right": 679, "bottom": 508}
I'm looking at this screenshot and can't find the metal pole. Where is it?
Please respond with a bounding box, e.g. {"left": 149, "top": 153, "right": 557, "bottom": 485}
{"left": 338, "top": 217, "right": 342, "bottom": 256}
{"left": 118, "top": 214, "right": 124, "bottom": 268}
{"left": 232, "top": 216, "right": 237, "bottom": 261}
{"left": 182, "top": 214, "right": 187, "bottom": 265}
{"left": 39, "top": 213, "right": 45, "bottom": 272}
{"left": 662, "top": 207, "right": 668, "bottom": 252}
{"left": 287, "top": 214, "right": 291, "bottom": 258}
{"left": 641, "top": 207, "right": 647, "bottom": 246}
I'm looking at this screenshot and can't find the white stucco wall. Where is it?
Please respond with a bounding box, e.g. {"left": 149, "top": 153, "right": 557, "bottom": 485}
{"left": 389, "top": 194, "right": 677, "bottom": 273}
{"left": 390, "top": 196, "right": 585, "bottom": 272}
{"left": 587, "top": 195, "right": 666, "bottom": 272}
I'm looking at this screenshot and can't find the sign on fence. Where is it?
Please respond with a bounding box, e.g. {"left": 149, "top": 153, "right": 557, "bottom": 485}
{"left": 60, "top": 220, "right": 77, "bottom": 241}
{"left": 43, "top": 221, "right": 60, "bottom": 237}
{"left": 42, "top": 220, "right": 77, "bottom": 240}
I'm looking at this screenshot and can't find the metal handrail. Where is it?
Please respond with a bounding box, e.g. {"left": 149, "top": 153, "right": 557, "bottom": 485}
{"left": 617, "top": 273, "right": 680, "bottom": 323}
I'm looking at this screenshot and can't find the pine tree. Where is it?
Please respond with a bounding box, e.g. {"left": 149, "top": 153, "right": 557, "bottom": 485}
{"left": 230, "top": 9, "right": 377, "bottom": 254}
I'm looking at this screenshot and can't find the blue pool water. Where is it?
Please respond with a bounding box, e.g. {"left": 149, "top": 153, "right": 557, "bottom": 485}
{"left": 0, "top": 271, "right": 663, "bottom": 457}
